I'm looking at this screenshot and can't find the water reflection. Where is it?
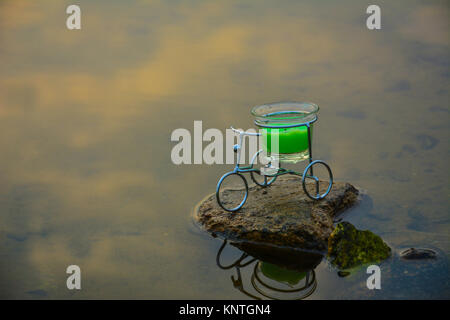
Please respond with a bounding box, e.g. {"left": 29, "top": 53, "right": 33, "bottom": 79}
{"left": 216, "top": 240, "right": 320, "bottom": 300}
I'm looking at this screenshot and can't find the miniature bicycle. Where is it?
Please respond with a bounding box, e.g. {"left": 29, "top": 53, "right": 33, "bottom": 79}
{"left": 216, "top": 102, "right": 333, "bottom": 212}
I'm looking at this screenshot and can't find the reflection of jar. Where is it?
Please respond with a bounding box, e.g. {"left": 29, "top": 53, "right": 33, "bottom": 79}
{"left": 253, "top": 261, "right": 317, "bottom": 299}
{"left": 259, "top": 262, "right": 306, "bottom": 286}
{"left": 252, "top": 102, "right": 319, "bottom": 163}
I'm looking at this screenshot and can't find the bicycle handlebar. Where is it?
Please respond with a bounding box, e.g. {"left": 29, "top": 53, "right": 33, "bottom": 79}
{"left": 230, "top": 126, "right": 261, "bottom": 136}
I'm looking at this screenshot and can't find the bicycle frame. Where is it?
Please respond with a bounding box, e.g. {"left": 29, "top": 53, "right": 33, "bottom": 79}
{"left": 228, "top": 126, "right": 261, "bottom": 175}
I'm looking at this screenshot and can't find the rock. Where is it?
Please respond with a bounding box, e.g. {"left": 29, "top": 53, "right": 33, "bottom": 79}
{"left": 400, "top": 248, "right": 437, "bottom": 260}
{"left": 337, "top": 271, "right": 351, "bottom": 278}
{"left": 195, "top": 175, "right": 359, "bottom": 252}
{"left": 327, "top": 222, "right": 391, "bottom": 270}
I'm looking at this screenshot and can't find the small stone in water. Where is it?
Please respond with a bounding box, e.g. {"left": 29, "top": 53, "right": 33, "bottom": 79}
{"left": 400, "top": 248, "right": 437, "bottom": 260}
{"left": 338, "top": 271, "right": 351, "bottom": 277}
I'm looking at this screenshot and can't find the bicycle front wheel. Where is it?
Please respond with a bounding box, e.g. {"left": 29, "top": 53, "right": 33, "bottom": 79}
{"left": 216, "top": 172, "right": 249, "bottom": 212}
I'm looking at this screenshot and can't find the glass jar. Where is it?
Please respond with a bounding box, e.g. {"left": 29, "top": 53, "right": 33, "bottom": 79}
{"left": 251, "top": 102, "right": 319, "bottom": 163}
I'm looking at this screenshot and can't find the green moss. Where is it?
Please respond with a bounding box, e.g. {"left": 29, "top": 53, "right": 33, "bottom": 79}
{"left": 327, "top": 222, "right": 391, "bottom": 270}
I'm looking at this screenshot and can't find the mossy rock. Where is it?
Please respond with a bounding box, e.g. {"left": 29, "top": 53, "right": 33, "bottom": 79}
{"left": 328, "top": 222, "right": 391, "bottom": 270}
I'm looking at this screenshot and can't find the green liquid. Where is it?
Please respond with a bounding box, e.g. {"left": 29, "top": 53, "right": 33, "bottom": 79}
{"left": 259, "top": 262, "right": 306, "bottom": 286}
{"left": 262, "top": 126, "right": 311, "bottom": 154}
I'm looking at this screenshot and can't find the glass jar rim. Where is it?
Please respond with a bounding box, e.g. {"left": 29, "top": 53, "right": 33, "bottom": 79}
{"left": 251, "top": 101, "right": 319, "bottom": 127}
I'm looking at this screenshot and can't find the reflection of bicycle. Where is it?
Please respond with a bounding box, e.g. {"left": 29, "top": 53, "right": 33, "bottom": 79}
{"left": 216, "top": 240, "right": 317, "bottom": 300}
{"left": 216, "top": 119, "right": 333, "bottom": 212}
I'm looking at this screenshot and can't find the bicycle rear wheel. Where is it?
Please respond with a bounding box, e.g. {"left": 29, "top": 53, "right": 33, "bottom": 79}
{"left": 301, "top": 160, "right": 333, "bottom": 200}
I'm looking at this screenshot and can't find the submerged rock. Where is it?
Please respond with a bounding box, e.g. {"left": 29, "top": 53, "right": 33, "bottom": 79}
{"left": 327, "top": 222, "right": 391, "bottom": 269}
{"left": 337, "top": 271, "right": 351, "bottom": 277}
{"left": 400, "top": 248, "right": 437, "bottom": 260}
{"left": 195, "top": 175, "right": 359, "bottom": 252}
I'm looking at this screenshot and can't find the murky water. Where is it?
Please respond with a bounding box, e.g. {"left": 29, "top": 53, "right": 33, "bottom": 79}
{"left": 0, "top": 0, "right": 448, "bottom": 299}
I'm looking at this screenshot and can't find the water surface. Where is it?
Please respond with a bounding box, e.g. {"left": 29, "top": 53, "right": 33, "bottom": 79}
{"left": 0, "top": 0, "right": 448, "bottom": 299}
